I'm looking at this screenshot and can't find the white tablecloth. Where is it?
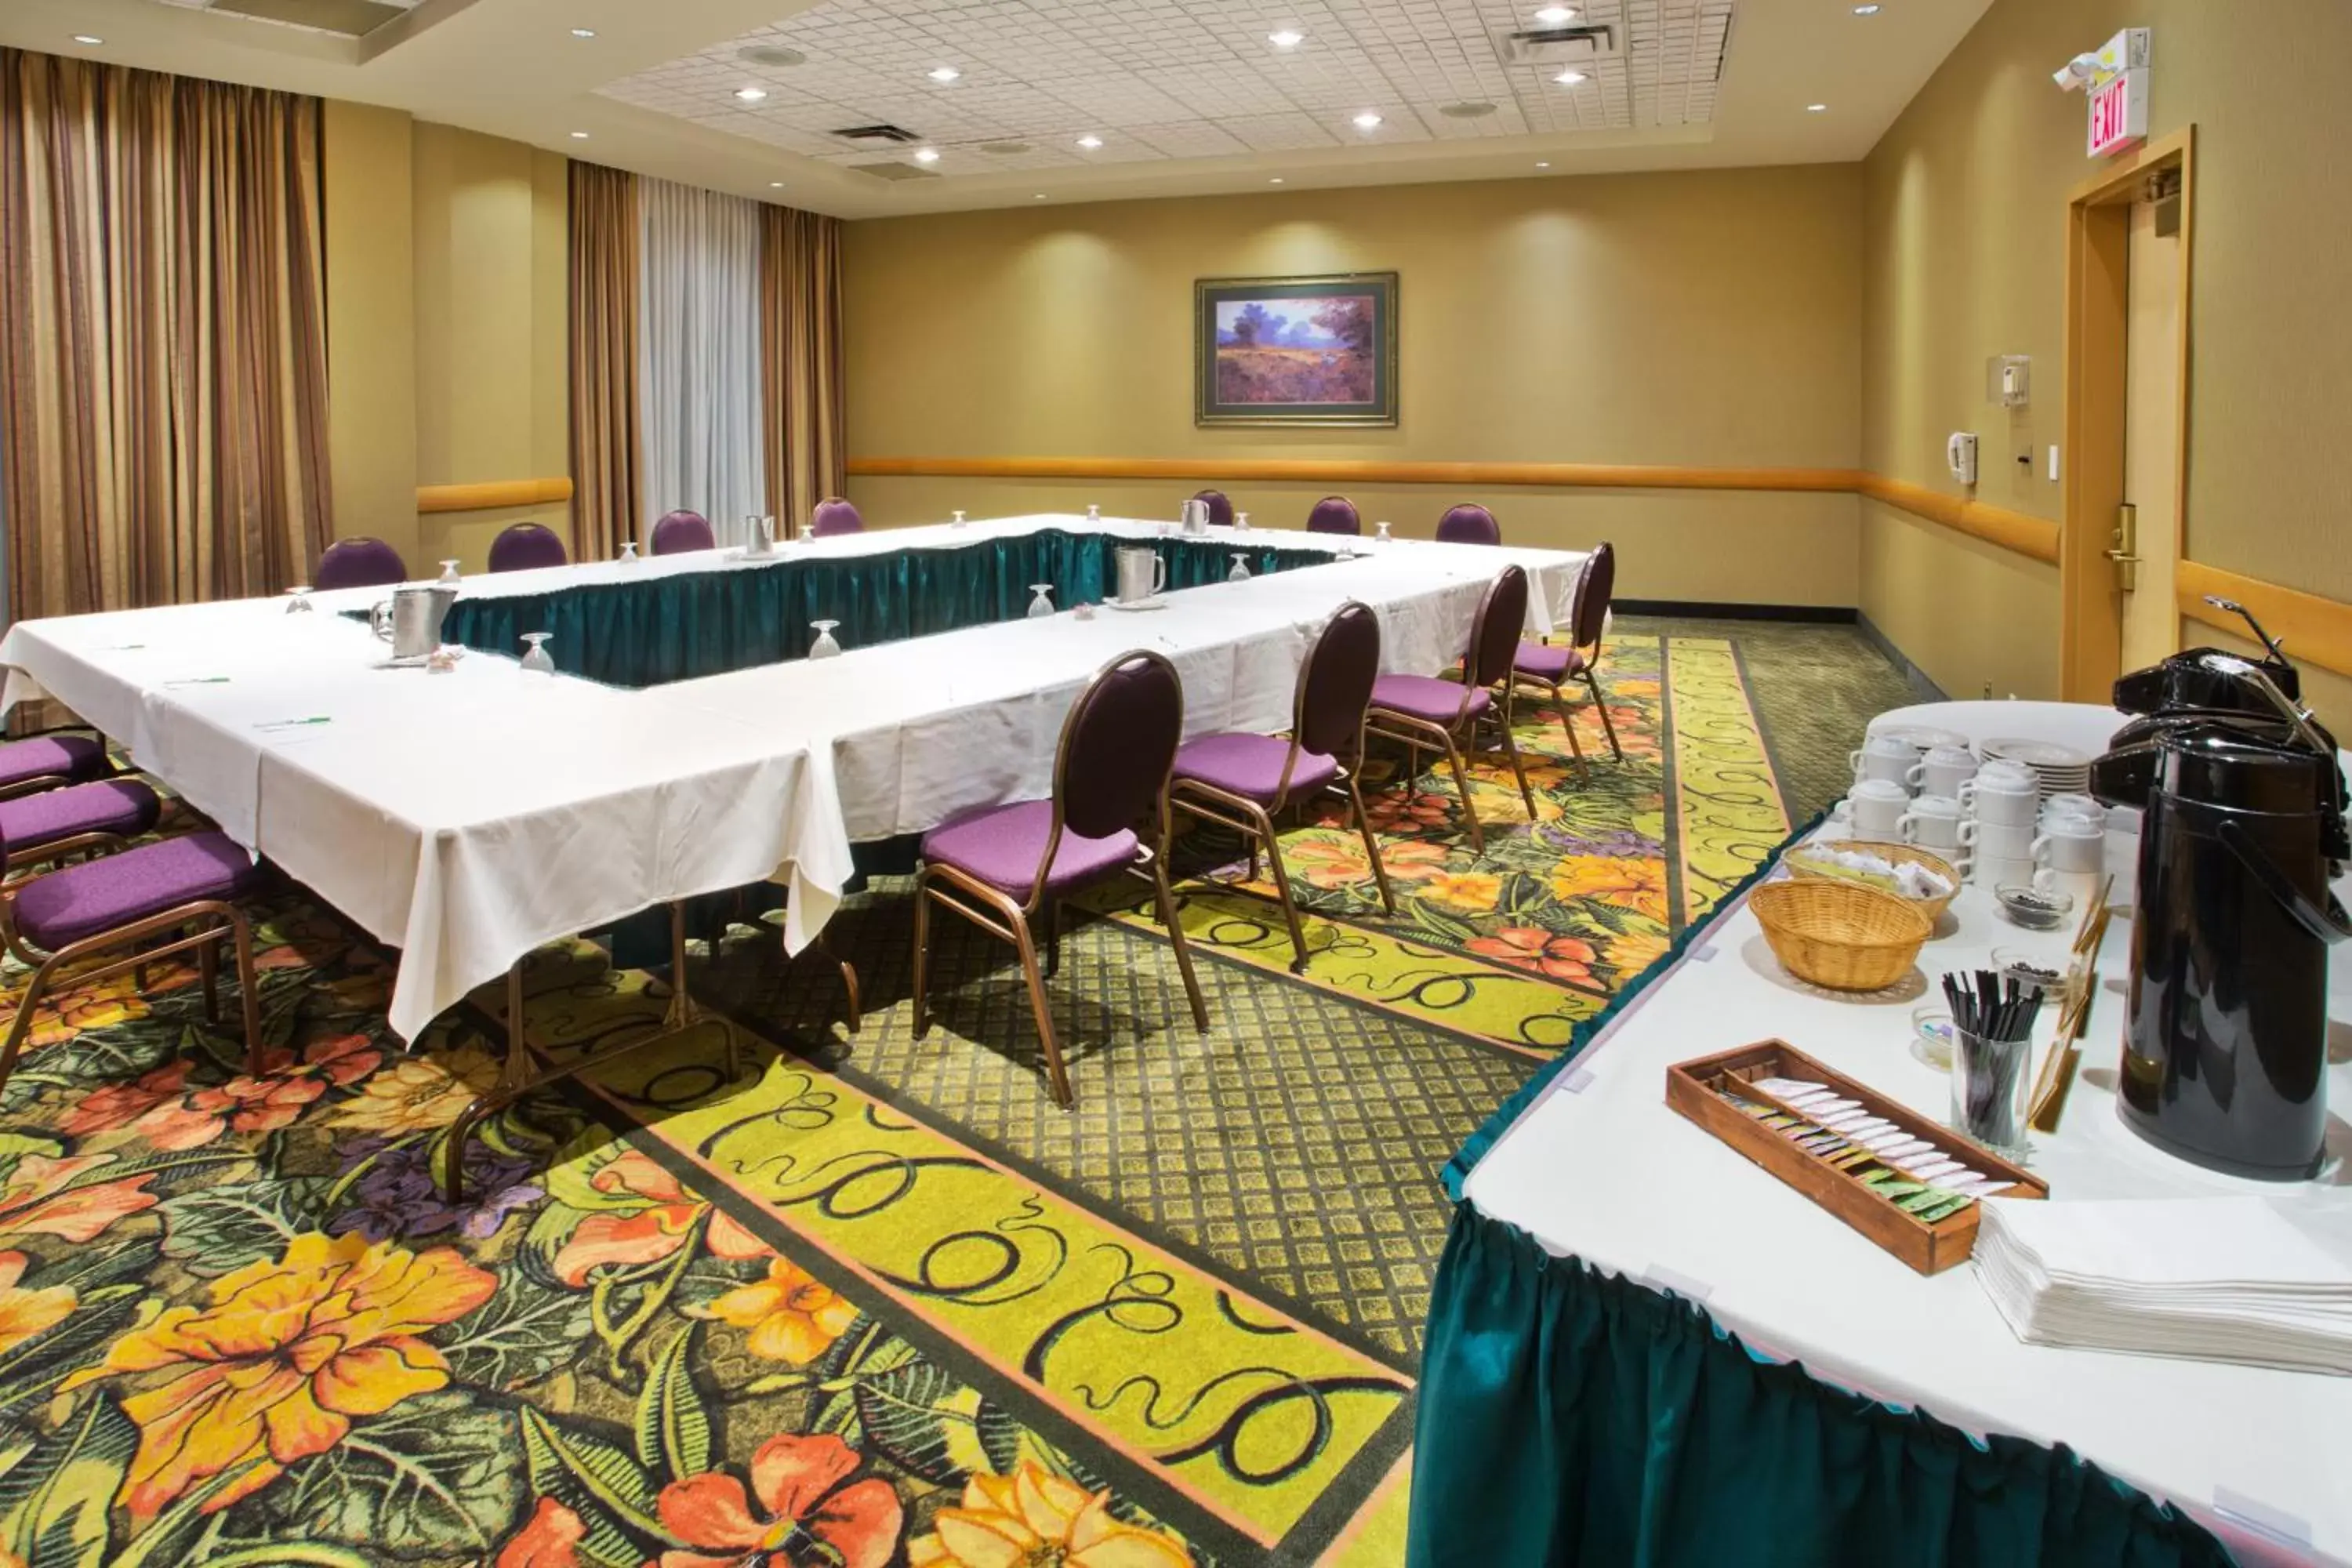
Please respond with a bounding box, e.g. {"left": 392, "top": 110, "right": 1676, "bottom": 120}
{"left": 1467, "top": 700, "right": 2352, "bottom": 1566}
{"left": 0, "top": 514, "right": 1586, "bottom": 1044}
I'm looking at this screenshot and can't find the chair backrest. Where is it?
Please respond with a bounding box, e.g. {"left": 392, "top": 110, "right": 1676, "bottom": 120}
{"left": 1436, "top": 504, "right": 1501, "bottom": 546}
{"left": 1053, "top": 649, "right": 1185, "bottom": 844}
{"left": 1468, "top": 565, "right": 1532, "bottom": 688}
{"left": 313, "top": 536, "right": 408, "bottom": 591}
{"left": 811, "top": 497, "right": 864, "bottom": 537}
{"left": 1305, "top": 495, "right": 1361, "bottom": 535}
{"left": 1571, "top": 540, "right": 1616, "bottom": 652}
{"left": 1295, "top": 601, "right": 1382, "bottom": 761}
{"left": 487, "top": 521, "right": 570, "bottom": 573}
{"left": 651, "top": 510, "right": 716, "bottom": 555}
{"left": 1190, "top": 489, "right": 1235, "bottom": 527}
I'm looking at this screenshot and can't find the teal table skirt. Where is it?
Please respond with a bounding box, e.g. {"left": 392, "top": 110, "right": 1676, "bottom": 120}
{"left": 436, "top": 529, "right": 1333, "bottom": 688}
{"left": 1407, "top": 1204, "right": 2234, "bottom": 1568}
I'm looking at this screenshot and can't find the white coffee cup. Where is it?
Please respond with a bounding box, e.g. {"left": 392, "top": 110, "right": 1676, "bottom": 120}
{"left": 1832, "top": 778, "right": 1910, "bottom": 837}
{"left": 1972, "top": 851, "right": 2035, "bottom": 887}
{"left": 1898, "top": 793, "right": 1965, "bottom": 851}
{"left": 2034, "top": 866, "right": 2105, "bottom": 906}
{"left": 1960, "top": 818, "right": 2037, "bottom": 861}
{"left": 2041, "top": 793, "right": 2104, "bottom": 830}
{"left": 1961, "top": 773, "right": 2040, "bottom": 827}
{"left": 1909, "top": 746, "right": 1980, "bottom": 800}
{"left": 1976, "top": 757, "right": 2038, "bottom": 789}
{"left": 2032, "top": 820, "right": 2104, "bottom": 873}
{"left": 1850, "top": 734, "right": 1920, "bottom": 789}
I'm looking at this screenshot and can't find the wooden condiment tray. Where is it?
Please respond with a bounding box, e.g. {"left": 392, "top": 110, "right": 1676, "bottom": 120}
{"left": 1665, "top": 1039, "right": 2049, "bottom": 1276}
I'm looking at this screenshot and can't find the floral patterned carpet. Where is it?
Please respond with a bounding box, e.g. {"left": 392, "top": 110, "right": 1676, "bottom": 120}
{"left": 0, "top": 632, "right": 1791, "bottom": 1568}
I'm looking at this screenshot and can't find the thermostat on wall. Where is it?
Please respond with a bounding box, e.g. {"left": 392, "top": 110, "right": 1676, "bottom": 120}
{"left": 1987, "top": 354, "right": 2031, "bottom": 408}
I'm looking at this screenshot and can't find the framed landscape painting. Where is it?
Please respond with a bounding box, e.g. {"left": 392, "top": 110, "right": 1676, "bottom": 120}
{"left": 1195, "top": 271, "right": 1399, "bottom": 427}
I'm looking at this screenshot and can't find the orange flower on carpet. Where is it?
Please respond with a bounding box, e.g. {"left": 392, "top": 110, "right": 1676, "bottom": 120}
{"left": 655, "top": 1433, "right": 902, "bottom": 1568}
{"left": 1547, "top": 856, "right": 1669, "bottom": 920}
{"left": 64, "top": 1036, "right": 383, "bottom": 1151}
{"left": 910, "top": 1461, "right": 1190, "bottom": 1568}
{"left": 62, "top": 1230, "right": 495, "bottom": 1521}
{"left": 0, "top": 1250, "right": 74, "bottom": 1354}
{"left": 1287, "top": 837, "right": 1375, "bottom": 891}
{"left": 5, "top": 970, "right": 147, "bottom": 1051}
{"left": 58, "top": 1061, "right": 199, "bottom": 1140}
{"left": 1365, "top": 791, "right": 1459, "bottom": 836}
{"left": 699, "top": 1257, "right": 860, "bottom": 1365}
{"left": 0, "top": 1138, "right": 158, "bottom": 1243}
{"left": 1377, "top": 840, "right": 1452, "bottom": 883}
{"left": 550, "top": 1150, "right": 767, "bottom": 1287}
{"left": 1606, "top": 930, "right": 1672, "bottom": 977}
{"left": 1465, "top": 928, "right": 1601, "bottom": 986}
{"left": 1419, "top": 871, "right": 1502, "bottom": 913}
{"left": 327, "top": 1044, "right": 498, "bottom": 1136}
{"left": 495, "top": 1497, "right": 587, "bottom": 1568}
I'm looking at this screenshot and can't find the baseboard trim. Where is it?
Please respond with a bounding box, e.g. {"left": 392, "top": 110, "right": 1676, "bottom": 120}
{"left": 1855, "top": 611, "right": 1950, "bottom": 704}
{"left": 1616, "top": 600, "right": 1858, "bottom": 624}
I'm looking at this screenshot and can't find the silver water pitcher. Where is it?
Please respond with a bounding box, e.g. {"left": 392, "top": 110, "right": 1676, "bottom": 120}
{"left": 1114, "top": 546, "right": 1167, "bottom": 605}
{"left": 370, "top": 585, "right": 456, "bottom": 663}
{"left": 1180, "top": 498, "right": 1210, "bottom": 537}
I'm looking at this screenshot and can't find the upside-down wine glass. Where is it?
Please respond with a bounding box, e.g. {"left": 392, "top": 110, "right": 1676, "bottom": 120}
{"left": 810, "top": 620, "right": 843, "bottom": 659}
{"left": 519, "top": 632, "right": 555, "bottom": 676}
{"left": 438, "top": 558, "right": 463, "bottom": 584}
{"left": 1027, "top": 584, "right": 1056, "bottom": 619}
{"left": 1228, "top": 554, "right": 1251, "bottom": 583}
{"left": 283, "top": 585, "right": 313, "bottom": 614}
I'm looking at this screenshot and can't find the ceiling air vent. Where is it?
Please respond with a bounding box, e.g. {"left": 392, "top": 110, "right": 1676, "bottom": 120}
{"left": 979, "top": 141, "right": 1035, "bottom": 156}
{"left": 851, "top": 162, "right": 941, "bottom": 181}
{"left": 1495, "top": 24, "right": 1620, "bottom": 67}
{"left": 830, "top": 124, "right": 922, "bottom": 145}
{"left": 737, "top": 44, "right": 807, "bottom": 68}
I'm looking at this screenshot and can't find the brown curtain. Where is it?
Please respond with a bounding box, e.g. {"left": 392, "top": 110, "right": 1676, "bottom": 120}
{"left": 759, "top": 203, "right": 845, "bottom": 529}
{"left": 568, "top": 161, "right": 640, "bottom": 561}
{"left": 0, "top": 49, "right": 329, "bottom": 621}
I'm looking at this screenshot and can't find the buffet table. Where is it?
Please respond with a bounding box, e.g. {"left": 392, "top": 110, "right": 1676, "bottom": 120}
{"left": 0, "top": 514, "right": 1586, "bottom": 1041}
{"left": 1410, "top": 701, "right": 2352, "bottom": 1568}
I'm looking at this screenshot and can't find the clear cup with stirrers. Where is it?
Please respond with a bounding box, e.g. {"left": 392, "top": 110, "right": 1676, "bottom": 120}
{"left": 1027, "top": 584, "right": 1055, "bottom": 619}
{"left": 282, "top": 585, "right": 313, "bottom": 614}
{"left": 438, "top": 558, "right": 463, "bottom": 584}
{"left": 519, "top": 632, "right": 555, "bottom": 676}
{"left": 810, "top": 620, "right": 843, "bottom": 659}
{"left": 1228, "top": 554, "right": 1251, "bottom": 583}
{"left": 1945, "top": 968, "right": 2043, "bottom": 1158}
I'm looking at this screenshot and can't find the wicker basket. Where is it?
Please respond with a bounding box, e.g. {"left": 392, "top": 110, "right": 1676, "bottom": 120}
{"left": 1784, "top": 840, "right": 1961, "bottom": 924}
{"left": 1751, "top": 879, "right": 1934, "bottom": 992}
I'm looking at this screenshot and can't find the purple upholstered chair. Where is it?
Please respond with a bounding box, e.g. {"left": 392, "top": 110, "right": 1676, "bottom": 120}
{"left": 810, "top": 497, "right": 865, "bottom": 538}
{"left": 0, "top": 778, "right": 162, "bottom": 876}
{"left": 0, "top": 731, "right": 111, "bottom": 803}
{"left": 912, "top": 648, "right": 1210, "bottom": 1107}
{"left": 1190, "top": 489, "right": 1236, "bottom": 528}
{"left": 651, "top": 510, "right": 717, "bottom": 556}
{"left": 1513, "top": 540, "right": 1622, "bottom": 771}
{"left": 0, "top": 822, "right": 267, "bottom": 1094}
{"left": 1168, "top": 601, "right": 1394, "bottom": 971}
{"left": 487, "top": 521, "right": 571, "bottom": 573}
{"left": 1305, "top": 495, "right": 1362, "bottom": 536}
{"left": 314, "top": 536, "right": 409, "bottom": 591}
{"left": 1436, "top": 504, "right": 1501, "bottom": 546}
{"left": 1365, "top": 564, "right": 1537, "bottom": 854}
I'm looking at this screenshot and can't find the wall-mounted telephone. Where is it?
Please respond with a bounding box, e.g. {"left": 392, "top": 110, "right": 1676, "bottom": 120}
{"left": 1947, "top": 432, "right": 1980, "bottom": 487}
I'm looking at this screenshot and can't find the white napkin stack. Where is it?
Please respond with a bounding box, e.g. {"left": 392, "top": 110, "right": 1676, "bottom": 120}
{"left": 1973, "top": 1196, "right": 2352, "bottom": 1376}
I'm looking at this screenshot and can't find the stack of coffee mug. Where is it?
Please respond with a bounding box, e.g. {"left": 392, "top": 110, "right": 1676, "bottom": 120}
{"left": 1835, "top": 734, "right": 2110, "bottom": 906}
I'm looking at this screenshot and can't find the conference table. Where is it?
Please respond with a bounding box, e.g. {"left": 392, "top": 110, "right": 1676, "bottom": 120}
{"left": 0, "top": 513, "right": 1588, "bottom": 1047}
{"left": 1412, "top": 699, "right": 2352, "bottom": 1568}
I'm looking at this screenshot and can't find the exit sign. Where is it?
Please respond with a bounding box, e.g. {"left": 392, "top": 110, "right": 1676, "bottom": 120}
{"left": 2088, "top": 69, "right": 2147, "bottom": 156}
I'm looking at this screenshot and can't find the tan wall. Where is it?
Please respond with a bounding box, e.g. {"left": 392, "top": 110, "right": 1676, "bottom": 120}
{"left": 322, "top": 114, "right": 572, "bottom": 578}
{"left": 1861, "top": 0, "right": 2352, "bottom": 700}
{"left": 844, "top": 166, "right": 1864, "bottom": 605}
{"left": 321, "top": 100, "right": 419, "bottom": 568}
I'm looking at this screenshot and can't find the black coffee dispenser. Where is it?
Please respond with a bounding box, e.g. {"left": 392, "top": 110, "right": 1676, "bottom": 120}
{"left": 2092, "top": 601, "right": 2350, "bottom": 1181}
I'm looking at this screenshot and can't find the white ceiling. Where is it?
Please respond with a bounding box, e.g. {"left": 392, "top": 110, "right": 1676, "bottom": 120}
{"left": 0, "top": 0, "right": 1994, "bottom": 218}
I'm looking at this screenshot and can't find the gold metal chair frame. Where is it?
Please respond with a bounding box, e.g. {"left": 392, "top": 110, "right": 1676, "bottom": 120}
{"left": 1511, "top": 634, "right": 1621, "bottom": 775}
{"left": 910, "top": 650, "right": 1211, "bottom": 1108}
{"left": 1167, "top": 612, "right": 1396, "bottom": 972}
{"left": 1363, "top": 574, "right": 1538, "bottom": 855}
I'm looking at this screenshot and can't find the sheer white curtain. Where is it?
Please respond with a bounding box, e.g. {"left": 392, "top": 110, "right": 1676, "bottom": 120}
{"left": 637, "top": 177, "right": 766, "bottom": 539}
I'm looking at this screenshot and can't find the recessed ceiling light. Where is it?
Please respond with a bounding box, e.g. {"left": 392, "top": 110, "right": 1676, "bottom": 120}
{"left": 1269, "top": 176, "right": 1285, "bottom": 184}
{"left": 1034, "top": 193, "right": 1047, "bottom": 200}
{"left": 1536, "top": 161, "right": 1552, "bottom": 169}
{"left": 1553, "top": 69, "right": 1587, "bottom": 85}
{"left": 1268, "top": 29, "right": 1305, "bottom": 49}
{"left": 1806, "top": 103, "right": 1829, "bottom": 112}
{"left": 1076, "top": 134, "right": 1104, "bottom": 150}
{"left": 569, "top": 131, "right": 590, "bottom": 139}
{"left": 72, "top": 34, "right": 103, "bottom": 44}
{"left": 1352, "top": 111, "right": 1383, "bottom": 130}
{"left": 1853, "top": 3, "right": 1881, "bottom": 12}
{"left": 913, "top": 147, "right": 941, "bottom": 164}
{"left": 1534, "top": 5, "right": 1577, "bottom": 22}
{"left": 734, "top": 87, "right": 768, "bottom": 103}
{"left": 569, "top": 27, "right": 596, "bottom": 38}
{"left": 770, "top": 182, "right": 786, "bottom": 187}
{"left": 927, "top": 66, "right": 961, "bottom": 82}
